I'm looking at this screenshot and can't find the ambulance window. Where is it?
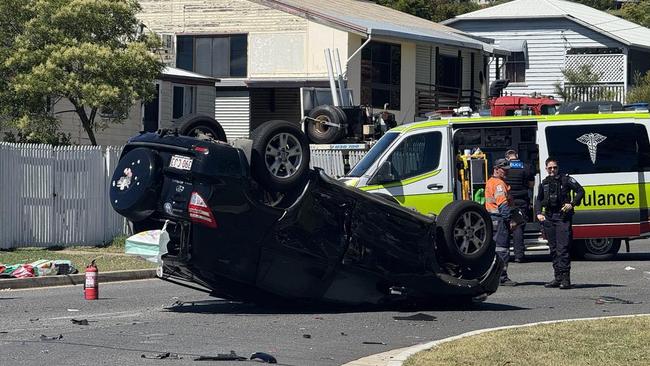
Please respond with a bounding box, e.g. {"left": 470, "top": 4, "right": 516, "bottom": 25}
{"left": 545, "top": 124, "right": 640, "bottom": 174}
{"left": 387, "top": 131, "right": 442, "bottom": 180}
{"left": 541, "top": 105, "right": 557, "bottom": 115}
{"left": 348, "top": 132, "right": 400, "bottom": 177}
{"left": 636, "top": 124, "right": 650, "bottom": 170}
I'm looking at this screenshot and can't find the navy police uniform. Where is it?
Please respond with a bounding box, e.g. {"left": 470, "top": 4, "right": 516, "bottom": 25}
{"left": 504, "top": 159, "right": 535, "bottom": 261}
{"left": 535, "top": 174, "right": 584, "bottom": 288}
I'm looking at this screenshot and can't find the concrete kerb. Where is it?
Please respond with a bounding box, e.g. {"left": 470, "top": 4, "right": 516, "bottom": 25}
{"left": 0, "top": 269, "right": 157, "bottom": 290}
{"left": 343, "top": 313, "right": 650, "bottom": 366}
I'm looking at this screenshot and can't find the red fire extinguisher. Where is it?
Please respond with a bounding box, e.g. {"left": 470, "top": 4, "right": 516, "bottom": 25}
{"left": 84, "top": 260, "right": 98, "bottom": 300}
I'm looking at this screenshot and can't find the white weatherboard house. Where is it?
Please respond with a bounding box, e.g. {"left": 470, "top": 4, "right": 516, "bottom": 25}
{"left": 137, "top": 0, "right": 507, "bottom": 138}
{"left": 443, "top": 0, "right": 650, "bottom": 102}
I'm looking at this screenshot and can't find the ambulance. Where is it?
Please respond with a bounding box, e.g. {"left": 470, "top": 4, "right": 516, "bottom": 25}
{"left": 341, "top": 112, "right": 650, "bottom": 260}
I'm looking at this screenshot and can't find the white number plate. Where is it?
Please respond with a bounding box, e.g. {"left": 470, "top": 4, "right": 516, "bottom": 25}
{"left": 169, "top": 155, "right": 193, "bottom": 170}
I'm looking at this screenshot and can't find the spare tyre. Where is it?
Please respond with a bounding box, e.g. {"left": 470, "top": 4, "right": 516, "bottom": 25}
{"left": 109, "top": 148, "right": 161, "bottom": 222}
{"left": 177, "top": 114, "right": 227, "bottom": 142}
{"left": 306, "top": 105, "right": 346, "bottom": 144}
{"left": 436, "top": 200, "right": 495, "bottom": 275}
{"left": 251, "top": 120, "right": 310, "bottom": 192}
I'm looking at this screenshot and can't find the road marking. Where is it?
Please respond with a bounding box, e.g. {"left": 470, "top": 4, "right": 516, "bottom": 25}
{"left": 48, "top": 310, "right": 142, "bottom": 320}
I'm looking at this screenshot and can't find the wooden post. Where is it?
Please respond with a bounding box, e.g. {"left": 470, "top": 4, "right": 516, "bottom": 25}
{"left": 457, "top": 50, "right": 462, "bottom": 107}
{"left": 470, "top": 52, "right": 475, "bottom": 110}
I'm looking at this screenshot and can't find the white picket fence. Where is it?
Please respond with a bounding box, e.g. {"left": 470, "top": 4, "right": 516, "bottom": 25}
{"left": 0, "top": 143, "right": 125, "bottom": 249}
{"left": 309, "top": 146, "right": 367, "bottom": 178}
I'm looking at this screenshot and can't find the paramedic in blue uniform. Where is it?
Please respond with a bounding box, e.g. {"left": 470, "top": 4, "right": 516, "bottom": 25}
{"left": 535, "top": 158, "right": 585, "bottom": 289}
{"left": 504, "top": 149, "right": 535, "bottom": 262}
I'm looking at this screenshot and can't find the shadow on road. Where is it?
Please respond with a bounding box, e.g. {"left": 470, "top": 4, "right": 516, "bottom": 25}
{"left": 514, "top": 281, "right": 624, "bottom": 289}
{"left": 162, "top": 299, "right": 529, "bottom": 315}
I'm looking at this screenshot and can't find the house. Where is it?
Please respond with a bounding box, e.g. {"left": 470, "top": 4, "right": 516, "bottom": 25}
{"left": 55, "top": 67, "right": 217, "bottom": 145}
{"left": 136, "top": 0, "right": 507, "bottom": 137}
{"left": 443, "top": 0, "right": 650, "bottom": 103}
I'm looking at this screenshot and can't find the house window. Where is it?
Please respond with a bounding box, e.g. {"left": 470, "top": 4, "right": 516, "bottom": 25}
{"left": 361, "top": 41, "right": 401, "bottom": 110}
{"left": 172, "top": 85, "right": 196, "bottom": 119}
{"left": 438, "top": 54, "right": 461, "bottom": 92}
{"left": 505, "top": 52, "right": 526, "bottom": 83}
{"left": 176, "top": 34, "right": 247, "bottom": 78}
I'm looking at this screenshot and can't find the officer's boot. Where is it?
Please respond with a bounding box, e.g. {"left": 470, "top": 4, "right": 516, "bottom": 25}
{"left": 544, "top": 273, "right": 561, "bottom": 288}
{"left": 559, "top": 273, "right": 572, "bottom": 290}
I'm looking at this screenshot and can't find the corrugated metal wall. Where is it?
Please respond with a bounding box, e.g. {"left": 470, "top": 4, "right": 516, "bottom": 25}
{"left": 0, "top": 143, "right": 126, "bottom": 249}
{"left": 215, "top": 90, "right": 251, "bottom": 139}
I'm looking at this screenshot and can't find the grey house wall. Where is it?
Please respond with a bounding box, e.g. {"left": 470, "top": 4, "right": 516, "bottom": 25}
{"left": 450, "top": 18, "right": 627, "bottom": 98}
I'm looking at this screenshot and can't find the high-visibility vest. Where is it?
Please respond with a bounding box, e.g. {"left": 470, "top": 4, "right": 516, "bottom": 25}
{"left": 485, "top": 177, "right": 510, "bottom": 214}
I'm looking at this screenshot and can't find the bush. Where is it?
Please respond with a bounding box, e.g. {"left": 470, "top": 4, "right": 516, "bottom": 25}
{"left": 627, "top": 70, "right": 650, "bottom": 104}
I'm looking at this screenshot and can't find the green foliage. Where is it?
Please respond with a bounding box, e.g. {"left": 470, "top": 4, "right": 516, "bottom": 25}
{"left": 0, "top": 0, "right": 164, "bottom": 145}
{"left": 627, "top": 71, "right": 650, "bottom": 104}
{"left": 3, "top": 115, "right": 72, "bottom": 145}
{"left": 554, "top": 64, "right": 615, "bottom": 102}
{"left": 570, "top": 0, "right": 616, "bottom": 11}
{"left": 375, "top": 0, "right": 480, "bottom": 23}
{"left": 621, "top": 0, "right": 650, "bottom": 28}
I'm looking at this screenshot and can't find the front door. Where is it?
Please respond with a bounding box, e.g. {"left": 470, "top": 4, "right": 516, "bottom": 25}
{"left": 362, "top": 126, "right": 452, "bottom": 216}
{"left": 538, "top": 117, "right": 650, "bottom": 239}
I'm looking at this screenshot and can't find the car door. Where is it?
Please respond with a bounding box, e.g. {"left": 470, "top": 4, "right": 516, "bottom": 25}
{"left": 537, "top": 117, "right": 650, "bottom": 239}
{"left": 361, "top": 126, "right": 452, "bottom": 216}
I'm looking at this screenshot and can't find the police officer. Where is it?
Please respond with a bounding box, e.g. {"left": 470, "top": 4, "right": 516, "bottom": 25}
{"left": 504, "top": 149, "right": 535, "bottom": 262}
{"left": 485, "top": 158, "right": 517, "bottom": 286}
{"left": 535, "top": 158, "right": 585, "bottom": 289}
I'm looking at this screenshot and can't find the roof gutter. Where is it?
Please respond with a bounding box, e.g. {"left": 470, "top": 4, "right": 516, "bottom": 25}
{"left": 369, "top": 28, "right": 484, "bottom": 51}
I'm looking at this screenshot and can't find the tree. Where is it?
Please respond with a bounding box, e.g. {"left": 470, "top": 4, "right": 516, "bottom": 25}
{"left": 554, "top": 64, "right": 615, "bottom": 102}
{"left": 0, "top": 0, "right": 164, "bottom": 145}
{"left": 627, "top": 71, "right": 650, "bottom": 104}
{"left": 621, "top": 0, "right": 650, "bottom": 28}
{"left": 375, "top": 0, "right": 480, "bottom": 23}
{"left": 571, "top": 0, "right": 616, "bottom": 11}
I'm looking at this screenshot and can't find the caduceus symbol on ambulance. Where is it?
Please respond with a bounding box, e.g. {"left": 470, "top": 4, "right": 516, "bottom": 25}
{"left": 576, "top": 132, "right": 607, "bottom": 164}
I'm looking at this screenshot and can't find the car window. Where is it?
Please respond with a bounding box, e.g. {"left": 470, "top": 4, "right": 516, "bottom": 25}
{"left": 348, "top": 132, "right": 400, "bottom": 177}
{"left": 387, "top": 131, "right": 442, "bottom": 181}
{"left": 545, "top": 123, "right": 647, "bottom": 174}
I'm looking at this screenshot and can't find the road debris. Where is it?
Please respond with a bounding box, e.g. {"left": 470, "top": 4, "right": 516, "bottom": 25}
{"left": 393, "top": 313, "right": 437, "bottom": 321}
{"left": 362, "top": 341, "right": 387, "bottom": 345}
{"left": 40, "top": 334, "right": 63, "bottom": 341}
{"left": 624, "top": 266, "right": 636, "bottom": 271}
{"left": 302, "top": 334, "right": 311, "bottom": 339}
{"left": 194, "top": 351, "right": 247, "bottom": 361}
{"left": 141, "top": 352, "right": 182, "bottom": 360}
{"left": 71, "top": 319, "right": 89, "bottom": 326}
{"left": 67, "top": 309, "right": 79, "bottom": 312}
{"left": 340, "top": 332, "right": 348, "bottom": 336}
{"left": 594, "top": 296, "right": 638, "bottom": 305}
{"left": 250, "top": 352, "right": 277, "bottom": 363}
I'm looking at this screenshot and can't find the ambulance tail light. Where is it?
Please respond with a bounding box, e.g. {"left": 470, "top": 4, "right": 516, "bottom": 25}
{"left": 188, "top": 192, "right": 217, "bottom": 228}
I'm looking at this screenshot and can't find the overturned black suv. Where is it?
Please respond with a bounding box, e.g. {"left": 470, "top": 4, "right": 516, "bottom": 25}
{"left": 110, "top": 117, "right": 502, "bottom": 306}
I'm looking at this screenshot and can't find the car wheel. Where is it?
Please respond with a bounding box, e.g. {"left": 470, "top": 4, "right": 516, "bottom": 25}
{"left": 306, "top": 105, "right": 345, "bottom": 144}
{"left": 177, "top": 114, "right": 227, "bottom": 142}
{"left": 575, "top": 238, "right": 621, "bottom": 261}
{"left": 109, "top": 148, "right": 161, "bottom": 222}
{"left": 251, "top": 120, "right": 310, "bottom": 192}
{"left": 437, "top": 200, "right": 495, "bottom": 274}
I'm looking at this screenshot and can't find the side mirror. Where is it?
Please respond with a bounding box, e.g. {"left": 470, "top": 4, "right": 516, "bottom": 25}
{"left": 372, "top": 161, "right": 395, "bottom": 184}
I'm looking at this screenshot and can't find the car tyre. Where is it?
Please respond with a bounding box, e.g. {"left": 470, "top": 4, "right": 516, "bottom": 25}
{"left": 306, "top": 105, "right": 346, "bottom": 144}
{"left": 251, "top": 120, "right": 310, "bottom": 192}
{"left": 574, "top": 238, "right": 621, "bottom": 261}
{"left": 109, "top": 148, "right": 161, "bottom": 222}
{"left": 177, "top": 114, "right": 227, "bottom": 142}
{"left": 437, "top": 200, "right": 495, "bottom": 275}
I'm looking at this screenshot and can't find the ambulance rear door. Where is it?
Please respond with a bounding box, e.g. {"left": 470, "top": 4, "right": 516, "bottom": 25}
{"left": 537, "top": 116, "right": 650, "bottom": 239}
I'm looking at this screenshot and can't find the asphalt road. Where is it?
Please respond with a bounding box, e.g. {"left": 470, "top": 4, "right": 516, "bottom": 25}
{"left": 2, "top": 242, "right": 650, "bottom": 366}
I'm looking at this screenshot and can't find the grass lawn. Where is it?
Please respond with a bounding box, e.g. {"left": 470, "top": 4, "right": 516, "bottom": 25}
{"left": 0, "top": 236, "right": 156, "bottom": 273}
{"left": 405, "top": 316, "right": 650, "bottom": 366}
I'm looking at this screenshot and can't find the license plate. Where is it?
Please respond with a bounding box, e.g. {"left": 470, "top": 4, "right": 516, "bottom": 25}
{"left": 169, "top": 155, "right": 193, "bottom": 170}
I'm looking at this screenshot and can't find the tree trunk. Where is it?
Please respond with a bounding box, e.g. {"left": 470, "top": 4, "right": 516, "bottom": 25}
{"left": 70, "top": 99, "right": 97, "bottom": 145}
